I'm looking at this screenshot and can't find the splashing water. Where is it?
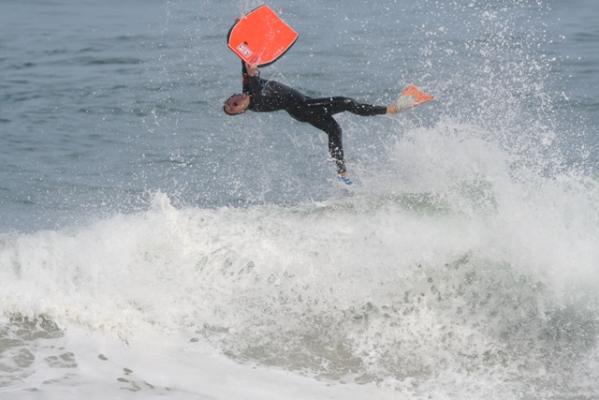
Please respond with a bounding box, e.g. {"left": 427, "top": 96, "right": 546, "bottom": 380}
{"left": 1, "top": 0, "right": 598, "bottom": 399}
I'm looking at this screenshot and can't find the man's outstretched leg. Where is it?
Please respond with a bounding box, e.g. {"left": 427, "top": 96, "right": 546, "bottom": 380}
{"left": 305, "top": 97, "right": 388, "bottom": 117}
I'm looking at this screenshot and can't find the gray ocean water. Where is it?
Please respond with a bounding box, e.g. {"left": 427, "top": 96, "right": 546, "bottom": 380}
{"left": 1, "top": 0, "right": 597, "bottom": 231}
{"left": 1, "top": 0, "right": 599, "bottom": 399}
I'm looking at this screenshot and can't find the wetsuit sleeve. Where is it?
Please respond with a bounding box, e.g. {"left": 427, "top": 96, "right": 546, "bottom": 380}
{"left": 241, "top": 61, "right": 262, "bottom": 97}
{"left": 242, "top": 61, "right": 250, "bottom": 94}
{"left": 247, "top": 75, "right": 262, "bottom": 97}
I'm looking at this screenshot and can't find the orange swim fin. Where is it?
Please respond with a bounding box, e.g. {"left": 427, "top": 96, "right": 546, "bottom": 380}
{"left": 400, "top": 84, "right": 434, "bottom": 106}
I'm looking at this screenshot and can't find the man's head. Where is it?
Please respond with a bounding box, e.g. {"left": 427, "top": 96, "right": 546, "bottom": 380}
{"left": 223, "top": 93, "right": 250, "bottom": 115}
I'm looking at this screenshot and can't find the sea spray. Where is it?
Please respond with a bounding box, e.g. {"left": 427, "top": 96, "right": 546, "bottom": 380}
{"left": 2, "top": 137, "right": 598, "bottom": 394}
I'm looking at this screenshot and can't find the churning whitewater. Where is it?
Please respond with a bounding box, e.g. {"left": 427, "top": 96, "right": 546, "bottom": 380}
{"left": 2, "top": 120, "right": 599, "bottom": 398}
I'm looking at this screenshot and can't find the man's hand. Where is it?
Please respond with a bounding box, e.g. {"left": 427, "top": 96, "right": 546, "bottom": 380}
{"left": 245, "top": 62, "right": 259, "bottom": 77}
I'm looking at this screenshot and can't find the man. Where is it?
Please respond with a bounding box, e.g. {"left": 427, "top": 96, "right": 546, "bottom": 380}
{"left": 224, "top": 62, "right": 402, "bottom": 185}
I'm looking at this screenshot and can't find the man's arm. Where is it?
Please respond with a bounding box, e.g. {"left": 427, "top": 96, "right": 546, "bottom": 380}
{"left": 241, "top": 62, "right": 263, "bottom": 100}
{"left": 241, "top": 61, "right": 250, "bottom": 93}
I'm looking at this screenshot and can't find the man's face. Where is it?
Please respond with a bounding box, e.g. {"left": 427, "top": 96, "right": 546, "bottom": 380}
{"left": 224, "top": 93, "right": 249, "bottom": 115}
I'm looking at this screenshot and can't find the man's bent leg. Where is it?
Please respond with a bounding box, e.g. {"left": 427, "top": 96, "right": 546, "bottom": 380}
{"left": 308, "top": 116, "right": 346, "bottom": 174}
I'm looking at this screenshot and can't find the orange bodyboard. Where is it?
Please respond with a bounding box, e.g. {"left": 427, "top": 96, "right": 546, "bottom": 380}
{"left": 227, "top": 5, "right": 298, "bottom": 67}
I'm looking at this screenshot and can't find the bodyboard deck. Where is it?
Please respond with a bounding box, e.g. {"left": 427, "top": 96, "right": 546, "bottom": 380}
{"left": 227, "top": 5, "right": 298, "bottom": 67}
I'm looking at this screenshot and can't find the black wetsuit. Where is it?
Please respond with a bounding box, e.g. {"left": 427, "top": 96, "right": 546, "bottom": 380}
{"left": 241, "top": 64, "right": 386, "bottom": 174}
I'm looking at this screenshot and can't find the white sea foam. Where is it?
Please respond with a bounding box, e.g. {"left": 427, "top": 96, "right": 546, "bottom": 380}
{"left": 1, "top": 119, "right": 598, "bottom": 399}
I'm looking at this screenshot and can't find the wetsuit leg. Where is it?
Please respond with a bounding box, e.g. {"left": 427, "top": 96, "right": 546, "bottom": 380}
{"left": 290, "top": 98, "right": 385, "bottom": 175}
{"left": 307, "top": 116, "right": 346, "bottom": 174}
{"left": 304, "top": 97, "right": 387, "bottom": 116}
